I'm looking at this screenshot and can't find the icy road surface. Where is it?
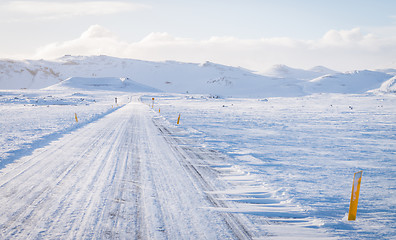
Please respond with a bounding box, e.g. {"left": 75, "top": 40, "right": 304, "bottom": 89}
{"left": 0, "top": 97, "right": 331, "bottom": 239}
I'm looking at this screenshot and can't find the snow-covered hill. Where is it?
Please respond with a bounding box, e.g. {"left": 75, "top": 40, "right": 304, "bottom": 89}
{"left": 47, "top": 77, "right": 160, "bottom": 92}
{"left": 305, "top": 70, "right": 392, "bottom": 94}
{"left": 0, "top": 56, "right": 306, "bottom": 97}
{"left": 262, "top": 64, "right": 338, "bottom": 80}
{"left": 0, "top": 55, "right": 394, "bottom": 97}
{"left": 373, "top": 75, "right": 396, "bottom": 93}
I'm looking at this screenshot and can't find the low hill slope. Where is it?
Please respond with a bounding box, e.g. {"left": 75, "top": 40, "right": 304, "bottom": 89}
{"left": 371, "top": 76, "right": 396, "bottom": 93}
{"left": 47, "top": 77, "right": 160, "bottom": 92}
{"left": 262, "top": 64, "right": 338, "bottom": 80}
{"left": 305, "top": 70, "right": 392, "bottom": 94}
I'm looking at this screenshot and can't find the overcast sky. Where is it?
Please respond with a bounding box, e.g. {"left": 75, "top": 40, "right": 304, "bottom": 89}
{"left": 1, "top": 0, "right": 396, "bottom": 71}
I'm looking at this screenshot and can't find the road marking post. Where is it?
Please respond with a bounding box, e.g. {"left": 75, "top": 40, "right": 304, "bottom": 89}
{"left": 348, "top": 170, "right": 363, "bottom": 221}
{"left": 152, "top": 97, "right": 155, "bottom": 108}
{"left": 159, "top": 108, "right": 161, "bottom": 113}
{"left": 177, "top": 113, "right": 181, "bottom": 125}
{"left": 74, "top": 113, "right": 78, "bottom": 123}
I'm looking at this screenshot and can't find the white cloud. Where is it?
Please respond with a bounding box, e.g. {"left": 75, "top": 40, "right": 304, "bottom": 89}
{"left": 365, "top": 24, "right": 396, "bottom": 39}
{"left": 1, "top": 1, "right": 148, "bottom": 20}
{"left": 321, "top": 28, "right": 363, "bottom": 45}
{"left": 141, "top": 32, "right": 178, "bottom": 43}
{"left": 33, "top": 25, "right": 396, "bottom": 71}
{"left": 80, "top": 25, "right": 118, "bottom": 39}
{"left": 35, "top": 25, "right": 127, "bottom": 57}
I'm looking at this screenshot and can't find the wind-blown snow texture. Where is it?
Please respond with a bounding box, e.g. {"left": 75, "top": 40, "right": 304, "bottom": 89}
{"left": 0, "top": 55, "right": 395, "bottom": 239}
{"left": 143, "top": 93, "right": 396, "bottom": 240}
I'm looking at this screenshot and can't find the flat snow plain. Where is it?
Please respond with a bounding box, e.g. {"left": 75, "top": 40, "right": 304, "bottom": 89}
{"left": 0, "top": 86, "right": 395, "bottom": 239}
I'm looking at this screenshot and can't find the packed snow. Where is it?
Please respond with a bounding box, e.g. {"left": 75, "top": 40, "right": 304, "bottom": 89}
{"left": 0, "top": 55, "right": 395, "bottom": 239}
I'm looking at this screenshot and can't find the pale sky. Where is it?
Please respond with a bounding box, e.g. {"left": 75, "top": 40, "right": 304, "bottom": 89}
{"left": 1, "top": 0, "right": 396, "bottom": 71}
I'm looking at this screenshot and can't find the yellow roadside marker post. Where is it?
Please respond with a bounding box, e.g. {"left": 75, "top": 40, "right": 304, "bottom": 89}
{"left": 348, "top": 170, "right": 363, "bottom": 221}
{"left": 74, "top": 113, "right": 78, "bottom": 123}
{"left": 177, "top": 113, "right": 181, "bottom": 125}
{"left": 152, "top": 97, "right": 155, "bottom": 108}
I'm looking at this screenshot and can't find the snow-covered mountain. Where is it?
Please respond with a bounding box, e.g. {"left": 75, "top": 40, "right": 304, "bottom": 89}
{"left": 373, "top": 75, "right": 396, "bottom": 93}
{"left": 0, "top": 56, "right": 306, "bottom": 97}
{"left": 375, "top": 68, "right": 396, "bottom": 76}
{"left": 47, "top": 77, "right": 161, "bottom": 93}
{"left": 0, "top": 55, "right": 394, "bottom": 97}
{"left": 262, "top": 64, "right": 338, "bottom": 80}
{"left": 305, "top": 70, "right": 392, "bottom": 94}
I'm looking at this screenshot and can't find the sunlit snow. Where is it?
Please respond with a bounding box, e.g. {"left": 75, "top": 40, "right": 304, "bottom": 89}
{"left": 0, "top": 56, "right": 395, "bottom": 239}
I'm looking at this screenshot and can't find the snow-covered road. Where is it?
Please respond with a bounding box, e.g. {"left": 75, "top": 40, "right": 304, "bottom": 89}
{"left": 0, "top": 96, "right": 334, "bottom": 239}
{"left": 0, "top": 98, "right": 248, "bottom": 239}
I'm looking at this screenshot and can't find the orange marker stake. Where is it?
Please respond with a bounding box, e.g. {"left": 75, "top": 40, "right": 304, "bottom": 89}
{"left": 348, "top": 171, "right": 363, "bottom": 221}
{"left": 177, "top": 113, "right": 181, "bottom": 125}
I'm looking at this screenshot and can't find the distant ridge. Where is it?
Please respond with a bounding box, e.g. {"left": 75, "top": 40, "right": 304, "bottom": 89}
{"left": 309, "top": 66, "right": 338, "bottom": 75}
{"left": 305, "top": 70, "right": 392, "bottom": 94}
{"left": 0, "top": 55, "right": 395, "bottom": 97}
{"left": 262, "top": 64, "right": 339, "bottom": 80}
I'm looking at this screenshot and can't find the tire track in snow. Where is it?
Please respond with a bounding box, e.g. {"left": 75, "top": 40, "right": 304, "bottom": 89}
{"left": 0, "top": 99, "right": 242, "bottom": 239}
{"left": 0, "top": 128, "right": 109, "bottom": 237}
{"left": 153, "top": 119, "right": 254, "bottom": 240}
{"left": 0, "top": 103, "right": 144, "bottom": 239}
{"left": 151, "top": 115, "right": 334, "bottom": 239}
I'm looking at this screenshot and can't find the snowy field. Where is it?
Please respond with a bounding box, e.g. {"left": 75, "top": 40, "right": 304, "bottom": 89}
{"left": 142, "top": 93, "right": 396, "bottom": 239}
